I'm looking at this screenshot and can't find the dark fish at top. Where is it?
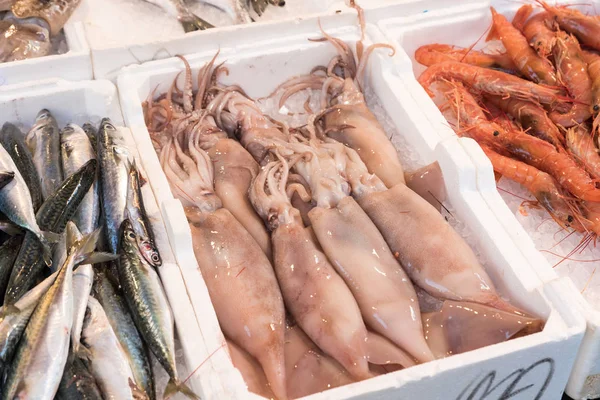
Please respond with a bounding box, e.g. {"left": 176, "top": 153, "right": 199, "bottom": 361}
{"left": 118, "top": 219, "right": 197, "bottom": 399}
{"left": 0, "top": 171, "right": 15, "bottom": 189}
{"left": 0, "top": 122, "right": 43, "bottom": 210}
{"left": 0, "top": 234, "right": 21, "bottom": 305}
{"left": 4, "top": 159, "right": 97, "bottom": 304}
{"left": 26, "top": 109, "right": 63, "bottom": 200}
{"left": 11, "top": 0, "right": 84, "bottom": 36}
{"left": 126, "top": 160, "right": 161, "bottom": 267}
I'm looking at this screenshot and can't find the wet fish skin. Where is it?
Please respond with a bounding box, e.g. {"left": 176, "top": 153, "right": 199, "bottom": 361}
{"left": 97, "top": 118, "right": 129, "bottom": 255}
{"left": 0, "top": 122, "right": 43, "bottom": 211}
{"left": 118, "top": 219, "right": 197, "bottom": 399}
{"left": 11, "top": 0, "right": 83, "bottom": 36}
{"left": 93, "top": 268, "right": 155, "bottom": 400}
{"left": 0, "top": 234, "right": 22, "bottom": 304}
{"left": 61, "top": 123, "right": 99, "bottom": 235}
{"left": 126, "top": 161, "right": 162, "bottom": 267}
{"left": 0, "top": 171, "right": 14, "bottom": 189}
{"left": 72, "top": 263, "right": 93, "bottom": 356}
{"left": 56, "top": 349, "right": 103, "bottom": 400}
{"left": 0, "top": 142, "right": 52, "bottom": 264}
{"left": 143, "top": 0, "right": 213, "bottom": 32}
{"left": 4, "top": 159, "right": 97, "bottom": 304}
{"left": 0, "top": 20, "right": 51, "bottom": 62}
{"left": 82, "top": 122, "right": 97, "bottom": 154}
{"left": 26, "top": 109, "right": 63, "bottom": 200}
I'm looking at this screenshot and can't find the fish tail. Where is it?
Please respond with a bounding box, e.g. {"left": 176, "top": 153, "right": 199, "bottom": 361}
{"left": 0, "top": 304, "right": 21, "bottom": 319}
{"left": 39, "top": 230, "right": 61, "bottom": 266}
{"left": 65, "top": 223, "right": 117, "bottom": 266}
{"left": 74, "top": 343, "right": 93, "bottom": 362}
{"left": 180, "top": 13, "right": 214, "bottom": 33}
{"left": 164, "top": 378, "right": 199, "bottom": 400}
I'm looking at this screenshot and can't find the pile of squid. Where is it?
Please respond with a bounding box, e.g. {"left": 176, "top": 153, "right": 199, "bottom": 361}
{"left": 0, "top": 0, "right": 82, "bottom": 63}
{"left": 417, "top": 3, "right": 600, "bottom": 248}
{"left": 143, "top": 15, "right": 543, "bottom": 400}
{"left": 0, "top": 112, "right": 197, "bottom": 399}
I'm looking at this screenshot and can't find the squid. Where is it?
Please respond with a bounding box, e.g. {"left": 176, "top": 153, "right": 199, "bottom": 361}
{"left": 159, "top": 124, "right": 287, "bottom": 400}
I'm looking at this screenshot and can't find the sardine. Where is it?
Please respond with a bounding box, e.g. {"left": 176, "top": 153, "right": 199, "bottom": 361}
{"left": 0, "top": 170, "right": 14, "bottom": 189}
{"left": 143, "top": 0, "right": 213, "bottom": 32}
{"left": 118, "top": 219, "right": 197, "bottom": 399}
{"left": 82, "top": 296, "right": 142, "bottom": 400}
{"left": 56, "top": 349, "right": 103, "bottom": 400}
{"left": 61, "top": 123, "right": 99, "bottom": 235}
{"left": 0, "top": 234, "right": 21, "bottom": 304}
{"left": 72, "top": 263, "right": 94, "bottom": 356}
{"left": 97, "top": 118, "right": 129, "bottom": 255}
{"left": 11, "top": 0, "right": 83, "bottom": 36}
{"left": 26, "top": 109, "right": 63, "bottom": 200}
{"left": 0, "top": 122, "right": 43, "bottom": 211}
{"left": 93, "top": 268, "right": 155, "bottom": 400}
{"left": 0, "top": 142, "right": 54, "bottom": 265}
{"left": 197, "top": 0, "right": 252, "bottom": 24}
{"left": 4, "top": 159, "right": 97, "bottom": 304}
{"left": 82, "top": 122, "right": 97, "bottom": 154}
{"left": 2, "top": 223, "right": 106, "bottom": 400}
{"left": 0, "top": 270, "right": 58, "bottom": 369}
{"left": 126, "top": 160, "right": 162, "bottom": 267}
{"left": 0, "top": 20, "right": 51, "bottom": 62}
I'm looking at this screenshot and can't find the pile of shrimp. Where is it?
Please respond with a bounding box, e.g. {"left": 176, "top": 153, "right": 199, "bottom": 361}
{"left": 417, "top": 3, "right": 600, "bottom": 262}
{"left": 142, "top": 5, "right": 543, "bottom": 400}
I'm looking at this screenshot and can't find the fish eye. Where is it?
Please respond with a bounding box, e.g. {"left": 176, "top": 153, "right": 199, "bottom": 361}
{"left": 152, "top": 254, "right": 160, "bottom": 262}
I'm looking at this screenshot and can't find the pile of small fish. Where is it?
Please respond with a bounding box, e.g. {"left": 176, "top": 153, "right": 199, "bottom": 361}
{"left": 145, "top": 0, "right": 286, "bottom": 33}
{"left": 416, "top": 3, "right": 600, "bottom": 259}
{"left": 0, "top": 111, "right": 197, "bottom": 399}
{"left": 0, "top": 0, "right": 82, "bottom": 63}
{"left": 143, "top": 5, "right": 544, "bottom": 399}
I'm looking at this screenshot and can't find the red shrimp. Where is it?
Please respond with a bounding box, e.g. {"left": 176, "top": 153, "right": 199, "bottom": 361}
{"left": 485, "top": 95, "right": 565, "bottom": 148}
{"left": 480, "top": 96, "right": 522, "bottom": 133}
{"left": 550, "top": 32, "right": 592, "bottom": 127}
{"left": 489, "top": 7, "right": 558, "bottom": 85}
{"left": 482, "top": 146, "right": 583, "bottom": 231}
{"left": 512, "top": 5, "right": 533, "bottom": 32}
{"left": 582, "top": 50, "right": 600, "bottom": 122}
{"left": 442, "top": 81, "right": 600, "bottom": 202}
{"left": 523, "top": 12, "right": 557, "bottom": 58}
{"left": 414, "top": 44, "right": 516, "bottom": 71}
{"left": 566, "top": 124, "right": 600, "bottom": 179}
{"left": 539, "top": 1, "right": 600, "bottom": 51}
{"left": 418, "top": 61, "right": 567, "bottom": 110}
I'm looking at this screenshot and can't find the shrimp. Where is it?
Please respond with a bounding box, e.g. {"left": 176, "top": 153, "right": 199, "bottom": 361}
{"left": 539, "top": 1, "right": 600, "bottom": 51}
{"left": 480, "top": 96, "right": 522, "bottom": 133}
{"left": 481, "top": 145, "right": 583, "bottom": 230}
{"left": 512, "top": 4, "right": 533, "bottom": 32}
{"left": 443, "top": 81, "right": 600, "bottom": 202}
{"left": 550, "top": 32, "right": 592, "bottom": 127}
{"left": 582, "top": 50, "right": 600, "bottom": 123}
{"left": 489, "top": 7, "right": 558, "bottom": 85}
{"left": 566, "top": 124, "right": 600, "bottom": 180}
{"left": 523, "top": 12, "right": 556, "bottom": 59}
{"left": 418, "top": 61, "right": 566, "bottom": 110}
{"left": 414, "top": 44, "right": 516, "bottom": 71}
{"left": 484, "top": 95, "right": 565, "bottom": 148}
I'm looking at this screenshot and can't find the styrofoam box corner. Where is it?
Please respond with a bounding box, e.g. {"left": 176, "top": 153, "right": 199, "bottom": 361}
{"left": 0, "top": 20, "right": 92, "bottom": 86}
{"left": 116, "top": 16, "right": 585, "bottom": 400}
{"left": 376, "top": 1, "right": 600, "bottom": 398}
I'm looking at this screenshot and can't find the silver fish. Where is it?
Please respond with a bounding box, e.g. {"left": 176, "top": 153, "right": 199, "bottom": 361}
{"left": 118, "top": 219, "right": 197, "bottom": 399}
{"left": 61, "top": 123, "right": 99, "bottom": 235}
{"left": 126, "top": 160, "right": 161, "bottom": 267}
{"left": 2, "top": 223, "right": 98, "bottom": 399}
{"left": 97, "top": 118, "right": 129, "bottom": 255}
{"left": 143, "top": 0, "right": 213, "bottom": 32}
{"left": 0, "top": 170, "right": 14, "bottom": 189}
{"left": 26, "top": 109, "right": 63, "bottom": 200}
{"left": 82, "top": 297, "right": 141, "bottom": 400}
{"left": 197, "top": 0, "right": 252, "bottom": 23}
{"left": 72, "top": 263, "right": 94, "bottom": 356}
{"left": 0, "top": 142, "right": 53, "bottom": 265}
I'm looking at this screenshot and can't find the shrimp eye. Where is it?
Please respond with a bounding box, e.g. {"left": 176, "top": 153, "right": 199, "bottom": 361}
{"left": 594, "top": 105, "right": 599, "bottom": 112}
{"left": 567, "top": 215, "right": 574, "bottom": 223}
{"left": 493, "top": 130, "right": 500, "bottom": 137}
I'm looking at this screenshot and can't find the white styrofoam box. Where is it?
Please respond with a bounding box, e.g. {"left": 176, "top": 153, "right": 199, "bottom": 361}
{"left": 0, "top": 79, "right": 224, "bottom": 399}
{"left": 377, "top": 1, "right": 600, "bottom": 398}
{"left": 117, "top": 16, "right": 585, "bottom": 400}
{"left": 0, "top": 21, "right": 91, "bottom": 86}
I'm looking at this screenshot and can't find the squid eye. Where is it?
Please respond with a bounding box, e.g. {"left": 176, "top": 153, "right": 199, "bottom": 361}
{"left": 127, "top": 231, "right": 135, "bottom": 239}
